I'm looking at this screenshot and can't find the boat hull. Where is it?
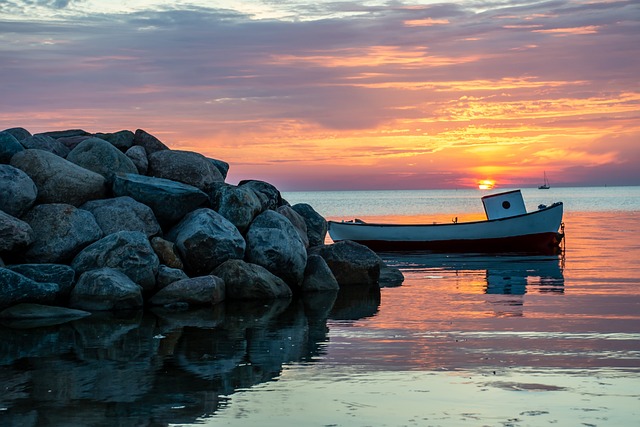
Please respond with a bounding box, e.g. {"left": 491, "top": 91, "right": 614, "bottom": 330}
{"left": 328, "top": 203, "right": 563, "bottom": 254}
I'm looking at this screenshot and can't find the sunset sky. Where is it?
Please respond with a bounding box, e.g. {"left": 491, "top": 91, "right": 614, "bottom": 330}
{"left": 1, "top": 0, "right": 638, "bottom": 190}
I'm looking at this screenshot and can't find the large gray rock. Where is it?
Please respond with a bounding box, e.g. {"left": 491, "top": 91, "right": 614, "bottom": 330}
{"left": 21, "top": 133, "right": 70, "bottom": 157}
{"left": 210, "top": 184, "right": 263, "bottom": 233}
{"left": 133, "top": 129, "right": 170, "bottom": 155}
{"left": 7, "top": 264, "right": 76, "bottom": 301}
{"left": 166, "top": 208, "right": 245, "bottom": 276}
{"left": 40, "top": 129, "right": 90, "bottom": 139}
{"left": 23, "top": 204, "right": 102, "bottom": 263}
{"left": 56, "top": 135, "right": 92, "bottom": 151}
{"left": 112, "top": 173, "right": 208, "bottom": 226}
{"left": 213, "top": 259, "right": 292, "bottom": 300}
{"left": 155, "top": 264, "right": 189, "bottom": 290}
{"left": 0, "top": 210, "right": 33, "bottom": 252}
{"left": 0, "top": 131, "right": 24, "bottom": 163}
{"left": 0, "top": 303, "right": 90, "bottom": 320}
{"left": 238, "top": 180, "right": 283, "bottom": 211}
{"left": 96, "top": 130, "right": 135, "bottom": 151}
{"left": 150, "top": 275, "right": 225, "bottom": 307}
{"left": 292, "top": 203, "right": 327, "bottom": 247}
{"left": 2, "top": 127, "right": 31, "bottom": 142}
{"left": 148, "top": 150, "right": 224, "bottom": 192}
{"left": 309, "top": 240, "right": 380, "bottom": 287}
{"left": 245, "top": 210, "right": 307, "bottom": 288}
{"left": 71, "top": 231, "right": 159, "bottom": 292}
{"left": 125, "top": 145, "right": 148, "bottom": 174}
{"left": 0, "top": 165, "right": 37, "bottom": 217}
{"left": 277, "top": 205, "right": 310, "bottom": 248}
{"left": 66, "top": 137, "right": 138, "bottom": 182}
{"left": 80, "top": 196, "right": 161, "bottom": 238}
{"left": 10, "top": 149, "right": 107, "bottom": 206}
{"left": 301, "top": 254, "right": 340, "bottom": 292}
{"left": 0, "top": 268, "right": 60, "bottom": 310}
{"left": 208, "top": 158, "right": 229, "bottom": 180}
{"left": 69, "top": 268, "right": 143, "bottom": 311}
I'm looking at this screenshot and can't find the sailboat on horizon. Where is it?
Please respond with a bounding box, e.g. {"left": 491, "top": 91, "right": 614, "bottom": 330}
{"left": 538, "top": 171, "right": 550, "bottom": 189}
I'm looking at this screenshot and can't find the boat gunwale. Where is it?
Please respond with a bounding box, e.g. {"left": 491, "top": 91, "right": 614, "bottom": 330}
{"left": 327, "top": 201, "right": 563, "bottom": 228}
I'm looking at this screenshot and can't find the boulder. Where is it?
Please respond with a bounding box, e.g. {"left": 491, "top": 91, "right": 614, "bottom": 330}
{"left": 20, "top": 134, "right": 70, "bottom": 157}
{"left": 0, "top": 210, "right": 33, "bottom": 253}
{"left": 210, "top": 184, "right": 262, "bottom": 233}
{"left": 148, "top": 149, "right": 224, "bottom": 192}
{"left": 22, "top": 203, "right": 103, "bottom": 263}
{"left": 245, "top": 210, "right": 307, "bottom": 288}
{"left": 10, "top": 149, "right": 107, "bottom": 206}
{"left": 96, "top": 130, "right": 135, "bottom": 151}
{"left": 7, "top": 264, "right": 76, "bottom": 301}
{"left": 156, "top": 265, "right": 188, "bottom": 290}
{"left": 277, "top": 205, "right": 310, "bottom": 248}
{"left": 40, "top": 129, "right": 90, "bottom": 139}
{"left": 292, "top": 203, "right": 327, "bottom": 247}
{"left": 133, "top": 129, "right": 170, "bottom": 155}
{"left": 208, "top": 158, "right": 229, "bottom": 180}
{"left": 379, "top": 261, "right": 405, "bottom": 288}
{"left": 66, "top": 137, "right": 138, "bottom": 182}
{"left": 0, "top": 303, "right": 90, "bottom": 320}
{"left": 0, "top": 268, "right": 60, "bottom": 310}
{"left": 2, "top": 127, "right": 31, "bottom": 141}
{"left": 56, "top": 135, "right": 92, "bottom": 151}
{"left": 81, "top": 196, "right": 161, "bottom": 238}
{"left": 71, "top": 231, "right": 159, "bottom": 292}
{"left": 301, "top": 254, "right": 340, "bottom": 292}
{"left": 166, "top": 208, "right": 245, "bottom": 276}
{"left": 69, "top": 268, "right": 143, "bottom": 311}
{"left": 112, "top": 173, "right": 208, "bottom": 226}
{"left": 309, "top": 240, "right": 380, "bottom": 287}
{"left": 0, "top": 131, "right": 24, "bottom": 163}
{"left": 150, "top": 275, "right": 225, "bottom": 307}
{"left": 0, "top": 165, "right": 37, "bottom": 217}
{"left": 150, "top": 237, "right": 183, "bottom": 269}
{"left": 213, "top": 259, "right": 292, "bottom": 300}
{"left": 125, "top": 145, "right": 148, "bottom": 174}
{"left": 238, "top": 179, "right": 283, "bottom": 210}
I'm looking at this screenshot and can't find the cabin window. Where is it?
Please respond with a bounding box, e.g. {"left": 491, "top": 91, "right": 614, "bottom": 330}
{"left": 502, "top": 201, "right": 511, "bottom": 209}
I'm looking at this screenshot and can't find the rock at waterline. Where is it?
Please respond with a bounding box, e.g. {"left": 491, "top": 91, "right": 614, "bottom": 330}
{"left": 301, "top": 254, "right": 340, "bottom": 292}
{"left": 150, "top": 275, "right": 225, "bottom": 307}
{"left": 7, "top": 264, "right": 76, "bottom": 302}
{"left": 310, "top": 240, "right": 381, "bottom": 287}
{"left": 0, "top": 303, "right": 90, "bottom": 320}
{"left": 69, "top": 268, "right": 144, "bottom": 311}
{"left": 0, "top": 268, "right": 60, "bottom": 310}
{"left": 213, "top": 259, "right": 292, "bottom": 300}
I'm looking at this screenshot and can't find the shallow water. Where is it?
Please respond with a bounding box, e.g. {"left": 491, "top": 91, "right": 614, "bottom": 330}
{"left": 2, "top": 189, "right": 640, "bottom": 426}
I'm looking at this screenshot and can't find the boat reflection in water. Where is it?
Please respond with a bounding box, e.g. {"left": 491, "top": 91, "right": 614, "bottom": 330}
{"left": 0, "top": 286, "right": 380, "bottom": 427}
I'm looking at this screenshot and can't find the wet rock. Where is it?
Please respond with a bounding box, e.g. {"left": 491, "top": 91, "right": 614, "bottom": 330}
{"left": 69, "top": 268, "right": 143, "bottom": 311}
{"left": 66, "top": 137, "right": 138, "bottom": 182}
{"left": 151, "top": 237, "right": 184, "bottom": 269}
{"left": 0, "top": 303, "right": 90, "bottom": 320}
{"left": 133, "top": 128, "right": 170, "bottom": 155}
{"left": 0, "top": 210, "right": 33, "bottom": 253}
{"left": 7, "top": 264, "right": 76, "bottom": 301}
{"left": 150, "top": 275, "right": 225, "bottom": 307}
{"left": 213, "top": 259, "right": 292, "bottom": 300}
{"left": 0, "top": 268, "right": 60, "bottom": 310}
{"left": 81, "top": 196, "right": 161, "bottom": 238}
{"left": 10, "top": 149, "right": 107, "bottom": 206}
{"left": 238, "top": 179, "right": 283, "bottom": 211}
{"left": 96, "top": 129, "right": 135, "bottom": 151}
{"left": 125, "top": 145, "right": 148, "bottom": 174}
{"left": 112, "top": 173, "right": 208, "bottom": 226}
{"left": 378, "top": 261, "right": 405, "bottom": 288}
{"left": 0, "top": 131, "right": 24, "bottom": 163}
{"left": 245, "top": 210, "right": 307, "bottom": 288}
{"left": 156, "top": 265, "right": 189, "bottom": 290}
{"left": 20, "top": 134, "right": 70, "bottom": 157}
{"left": 301, "top": 254, "right": 340, "bottom": 292}
{"left": 309, "top": 240, "right": 380, "bottom": 287}
{"left": 292, "top": 203, "right": 327, "bottom": 247}
{"left": 71, "top": 231, "right": 159, "bottom": 292}
{"left": 166, "top": 208, "right": 245, "bottom": 276}
{"left": 210, "top": 183, "right": 262, "bottom": 233}
{"left": 2, "top": 127, "right": 31, "bottom": 141}
{"left": 277, "top": 205, "right": 310, "bottom": 248}
{"left": 148, "top": 149, "right": 224, "bottom": 192}
{"left": 23, "top": 204, "right": 102, "bottom": 263}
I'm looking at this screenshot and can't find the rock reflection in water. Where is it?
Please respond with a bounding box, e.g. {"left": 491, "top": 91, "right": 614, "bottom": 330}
{"left": 0, "top": 287, "right": 378, "bottom": 426}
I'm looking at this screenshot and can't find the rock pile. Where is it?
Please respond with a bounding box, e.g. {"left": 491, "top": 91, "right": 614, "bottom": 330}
{"left": 1, "top": 127, "right": 403, "bottom": 317}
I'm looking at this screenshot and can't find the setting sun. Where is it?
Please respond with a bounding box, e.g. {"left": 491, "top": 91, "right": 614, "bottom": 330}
{"left": 478, "top": 180, "right": 496, "bottom": 190}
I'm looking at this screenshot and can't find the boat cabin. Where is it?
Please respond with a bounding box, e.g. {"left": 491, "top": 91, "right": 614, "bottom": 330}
{"left": 481, "top": 190, "right": 527, "bottom": 220}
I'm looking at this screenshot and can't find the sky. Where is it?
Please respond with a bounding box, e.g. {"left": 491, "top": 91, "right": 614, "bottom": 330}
{"left": 1, "top": 0, "right": 639, "bottom": 190}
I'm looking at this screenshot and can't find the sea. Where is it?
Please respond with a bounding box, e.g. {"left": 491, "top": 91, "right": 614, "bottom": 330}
{"left": 1, "top": 186, "right": 639, "bottom": 426}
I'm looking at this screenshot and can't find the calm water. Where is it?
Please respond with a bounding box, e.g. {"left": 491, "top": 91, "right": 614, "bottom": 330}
{"left": 2, "top": 187, "right": 639, "bottom": 426}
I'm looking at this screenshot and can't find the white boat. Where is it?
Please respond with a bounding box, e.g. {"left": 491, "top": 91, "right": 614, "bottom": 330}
{"left": 328, "top": 190, "right": 564, "bottom": 253}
